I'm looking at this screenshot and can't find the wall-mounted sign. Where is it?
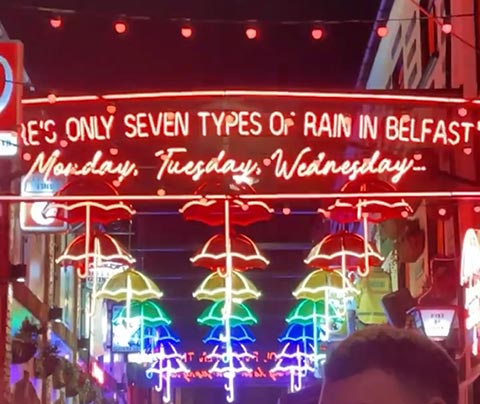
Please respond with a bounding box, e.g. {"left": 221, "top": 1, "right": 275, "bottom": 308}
{"left": 21, "top": 91, "right": 479, "bottom": 195}
{"left": 0, "top": 41, "right": 23, "bottom": 131}
{"left": 19, "top": 173, "right": 67, "bottom": 232}
{"left": 0, "top": 130, "right": 18, "bottom": 156}
{"left": 460, "top": 228, "right": 480, "bottom": 356}
{"left": 408, "top": 306, "right": 456, "bottom": 341}
{"left": 86, "top": 263, "right": 124, "bottom": 290}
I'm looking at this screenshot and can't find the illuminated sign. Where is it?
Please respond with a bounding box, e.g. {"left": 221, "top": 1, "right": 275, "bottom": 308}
{"left": 19, "top": 174, "right": 67, "bottom": 232}
{"left": 21, "top": 91, "right": 479, "bottom": 195}
{"left": 127, "top": 349, "right": 286, "bottom": 386}
{"left": 0, "top": 131, "right": 18, "bottom": 156}
{"left": 461, "top": 229, "right": 480, "bottom": 356}
{"left": 408, "top": 306, "right": 456, "bottom": 341}
{"left": 0, "top": 41, "right": 23, "bottom": 131}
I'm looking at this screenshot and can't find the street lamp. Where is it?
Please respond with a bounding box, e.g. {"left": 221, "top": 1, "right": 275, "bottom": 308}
{"left": 407, "top": 305, "right": 457, "bottom": 341}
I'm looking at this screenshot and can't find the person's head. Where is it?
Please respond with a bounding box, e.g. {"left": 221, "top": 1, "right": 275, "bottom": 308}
{"left": 319, "top": 325, "right": 459, "bottom": 404}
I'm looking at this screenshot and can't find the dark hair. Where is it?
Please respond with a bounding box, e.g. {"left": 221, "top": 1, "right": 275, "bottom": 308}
{"left": 324, "top": 325, "right": 459, "bottom": 404}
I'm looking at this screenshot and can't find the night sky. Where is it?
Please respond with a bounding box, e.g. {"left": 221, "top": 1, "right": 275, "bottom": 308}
{"left": 4, "top": 1, "right": 382, "bottom": 403}
{"left": 1, "top": 0, "right": 381, "bottom": 94}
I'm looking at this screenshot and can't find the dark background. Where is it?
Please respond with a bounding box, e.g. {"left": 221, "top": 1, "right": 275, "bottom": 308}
{"left": 3, "top": 1, "right": 382, "bottom": 402}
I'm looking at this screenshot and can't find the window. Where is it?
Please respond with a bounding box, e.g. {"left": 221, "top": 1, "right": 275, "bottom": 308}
{"left": 391, "top": 53, "right": 405, "bottom": 89}
{"left": 420, "top": 0, "right": 439, "bottom": 69}
{"left": 405, "top": 11, "right": 417, "bottom": 44}
{"left": 391, "top": 26, "right": 403, "bottom": 59}
{"left": 407, "top": 40, "right": 417, "bottom": 66}
{"left": 408, "top": 64, "right": 418, "bottom": 88}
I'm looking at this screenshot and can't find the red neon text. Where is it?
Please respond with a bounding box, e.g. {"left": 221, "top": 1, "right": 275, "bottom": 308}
{"left": 24, "top": 147, "right": 420, "bottom": 185}
{"left": 21, "top": 111, "right": 477, "bottom": 145}
{"left": 385, "top": 116, "right": 474, "bottom": 146}
{"left": 25, "top": 149, "right": 138, "bottom": 184}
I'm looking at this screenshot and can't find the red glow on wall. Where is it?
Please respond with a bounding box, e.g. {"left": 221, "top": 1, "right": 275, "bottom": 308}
{"left": 181, "top": 26, "right": 193, "bottom": 38}
{"left": 376, "top": 26, "right": 388, "bottom": 38}
{"left": 49, "top": 16, "right": 63, "bottom": 29}
{"left": 114, "top": 21, "right": 128, "bottom": 34}
{"left": 91, "top": 362, "right": 105, "bottom": 385}
{"left": 311, "top": 28, "right": 324, "bottom": 40}
{"left": 246, "top": 28, "right": 258, "bottom": 40}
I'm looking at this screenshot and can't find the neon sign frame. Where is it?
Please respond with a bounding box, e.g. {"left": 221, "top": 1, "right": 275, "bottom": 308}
{"left": 20, "top": 89, "right": 479, "bottom": 198}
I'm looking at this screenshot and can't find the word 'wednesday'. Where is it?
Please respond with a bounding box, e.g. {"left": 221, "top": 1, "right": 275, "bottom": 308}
{"left": 25, "top": 147, "right": 418, "bottom": 186}
{"left": 21, "top": 111, "right": 476, "bottom": 146}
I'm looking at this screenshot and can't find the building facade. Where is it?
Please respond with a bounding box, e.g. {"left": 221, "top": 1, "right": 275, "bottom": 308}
{"left": 358, "top": 0, "right": 480, "bottom": 402}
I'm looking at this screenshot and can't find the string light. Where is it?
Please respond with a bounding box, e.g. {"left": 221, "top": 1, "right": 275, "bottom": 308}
{"left": 49, "top": 15, "right": 62, "bottom": 29}
{"left": 245, "top": 27, "right": 258, "bottom": 40}
{"left": 376, "top": 25, "right": 388, "bottom": 38}
{"left": 181, "top": 26, "right": 193, "bottom": 38}
{"left": 311, "top": 27, "right": 324, "bottom": 40}
{"left": 114, "top": 20, "right": 128, "bottom": 34}
{"left": 442, "top": 20, "right": 452, "bottom": 34}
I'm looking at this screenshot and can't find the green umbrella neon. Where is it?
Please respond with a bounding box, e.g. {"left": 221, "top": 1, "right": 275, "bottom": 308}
{"left": 286, "top": 300, "right": 343, "bottom": 326}
{"left": 113, "top": 300, "right": 172, "bottom": 328}
{"left": 197, "top": 301, "right": 258, "bottom": 327}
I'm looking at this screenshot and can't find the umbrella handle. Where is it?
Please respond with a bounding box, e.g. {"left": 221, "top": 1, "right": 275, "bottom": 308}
{"left": 362, "top": 215, "right": 371, "bottom": 277}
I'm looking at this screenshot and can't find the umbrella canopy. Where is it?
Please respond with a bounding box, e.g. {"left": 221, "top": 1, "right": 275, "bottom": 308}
{"left": 203, "top": 325, "right": 256, "bottom": 344}
{"left": 327, "top": 176, "right": 413, "bottom": 223}
{"left": 191, "top": 233, "right": 269, "bottom": 272}
{"left": 286, "top": 300, "right": 343, "bottom": 326}
{"left": 278, "top": 324, "right": 319, "bottom": 344}
{"left": 42, "top": 178, "right": 134, "bottom": 224}
{"left": 197, "top": 301, "right": 258, "bottom": 327}
{"left": 193, "top": 270, "right": 261, "bottom": 302}
{"left": 153, "top": 326, "right": 180, "bottom": 344}
{"left": 113, "top": 300, "right": 172, "bottom": 327}
{"left": 96, "top": 268, "right": 163, "bottom": 302}
{"left": 56, "top": 232, "right": 135, "bottom": 266}
{"left": 292, "top": 269, "right": 359, "bottom": 301}
{"left": 180, "top": 199, "right": 273, "bottom": 227}
{"left": 304, "top": 231, "right": 383, "bottom": 269}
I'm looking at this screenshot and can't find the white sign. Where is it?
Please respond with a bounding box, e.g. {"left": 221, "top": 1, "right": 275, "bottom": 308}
{"left": 461, "top": 229, "right": 480, "bottom": 356}
{"left": 19, "top": 173, "right": 67, "bottom": 232}
{"left": 86, "top": 262, "right": 124, "bottom": 290}
{"left": 0, "top": 131, "right": 18, "bottom": 156}
{"left": 419, "top": 308, "right": 455, "bottom": 340}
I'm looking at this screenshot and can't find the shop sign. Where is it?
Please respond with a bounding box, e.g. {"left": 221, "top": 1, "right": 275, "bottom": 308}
{"left": 19, "top": 173, "right": 67, "bottom": 232}
{"left": 0, "top": 41, "right": 23, "bottom": 131}
{"left": 460, "top": 228, "right": 480, "bottom": 356}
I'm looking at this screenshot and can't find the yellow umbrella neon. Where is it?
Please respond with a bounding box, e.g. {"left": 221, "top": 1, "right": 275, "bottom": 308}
{"left": 193, "top": 270, "right": 261, "bottom": 303}
{"left": 96, "top": 268, "right": 163, "bottom": 302}
{"left": 292, "top": 269, "right": 358, "bottom": 302}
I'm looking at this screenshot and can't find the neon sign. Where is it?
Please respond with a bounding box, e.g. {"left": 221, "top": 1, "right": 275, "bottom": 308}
{"left": 21, "top": 91, "right": 479, "bottom": 194}
{"left": 461, "top": 229, "right": 480, "bottom": 356}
